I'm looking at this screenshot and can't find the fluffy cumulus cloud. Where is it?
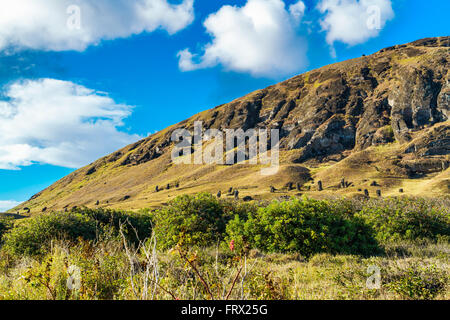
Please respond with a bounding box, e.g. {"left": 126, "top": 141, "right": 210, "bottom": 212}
{"left": 0, "top": 79, "right": 141, "bottom": 170}
{"left": 318, "top": 0, "right": 394, "bottom": 46}
{"left": 0, "top": 0, "right": 194, "bottom": 52}
{"left": 178, "top": 0, "right": 307, "bottom": 77}
{"left": 0, "top": 200, "right": 22, "bottom": 212}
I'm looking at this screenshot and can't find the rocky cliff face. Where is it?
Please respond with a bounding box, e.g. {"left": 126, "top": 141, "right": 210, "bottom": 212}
{"left": 111, "top": 37, "right": 449, "bottom": 166}
{"left": 15, "top": 37, "right": 450, "bottom": 213}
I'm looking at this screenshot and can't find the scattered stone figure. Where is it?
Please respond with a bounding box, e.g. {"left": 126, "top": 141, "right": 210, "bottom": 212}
{"left": 95, "top": 200, "right": 100, "bottom": 206}
{"left": 217, "top": 191, "right": 222, "bottom": 198}
{"left": 228, "top": 187, "right": 233, "bottom": 194}
{"left": 167, "top": 184, "right": 170, "bottom": 190}
{"left": 364, "top": 189, "right": 369, "bottom": 197}
{"left": 357, "top": 189, "right": 362, "bottom": 192}
{"left": 376, "top": 190, "right": 382, "bottom": 197}
{"left": 270, "top": 186, "right": 275, "bottom": 193}
{"left": 317, "top": 181, "right": 323, "bottom": 191}
{"left": 288, "top": 182, "right": 293, "bottom": 191}
{"left": 155, "top": 185, "right": 159, "bottom": 192}
{"left": 42, "top": 207, "right": 47, "bottom": 212}
{"left": 399, "top": 188, "right": 404, "bottom": 193}
{"left": 234, "top": 190, "right": 239, "bottom": 200}
{"left": 64, "top": 207, "right": 68, "bottom": 212}
{"left": 176, "top": 182, "right": 180, "bottom": 188}
{"left": 340, "top": 178, "right": 346, "bottom": 189}
{"left": 296, "top": 183, "right": 301, "bottom": 191}
{"left": 243, "top": 196, "right": 253, "bottom": 202}
{"left": 370, "top": 181, "right": 378, "bottom": 187}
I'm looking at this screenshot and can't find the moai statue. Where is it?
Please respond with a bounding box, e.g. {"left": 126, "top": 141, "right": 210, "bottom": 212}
{"left": 217, "top": 191, "right": 222, "bottom": 198}
{"left": 166, "top": 184, "right": 170, "bottom": 190}
{"left": 270, "top": 186, "right": 275, "bottom": 193}
{"left": 234, "top": 190, "right": 239, "bottom": 200}
{"left": 376, "top": 190, "right": 382, "bottom": 197}
{"left": 340, "top": 178, "right": 346, "bottom": 189}
{"left": 317, "top": 181, "right": 323, "bottom": 191}
{"left": 155, "top": 185, "right": 159, "bottom": 192}
{"left": 175, "top": 182, "right": 180, "bottom": 188}
{"left": 399, "top": 188, "right": 404, "bottom": 193}
{"left": 95, "top": 200, "right": 100, "bottom": 206}
{"left": 364, "top": 189, "right": 369, "bottom": 197}
{"left": 288, "top": 182, "right": 293, "bottom": 191}
{"left": 228, "top": 187, "right": 233, "bottom": 194}
{"left": 42, "top": 207, "right": 47, "bottom": 212}
{"left": 296, "top": 183, "right": 301, "bottom": 191}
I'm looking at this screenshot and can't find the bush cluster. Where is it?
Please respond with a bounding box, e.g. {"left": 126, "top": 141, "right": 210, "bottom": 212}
{"left": 226, "top": 198, "right": 380, "bottom": 257}
{"left": 1, "top": 194, "right": 448, "bottom": 259}
{"left": 2, "top": 208, "right": 153, "bottom": 256}
{"left": 356, "top": 197, "right": 450, "bottom": 242}
{"left": 0, "top": 218, "right": 14, "bottom": 242}
{"left": 153, "top": 193, "right": 233, "bottom": 250}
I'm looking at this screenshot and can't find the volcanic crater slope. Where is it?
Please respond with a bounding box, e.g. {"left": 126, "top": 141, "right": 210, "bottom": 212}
{"left": 15, "top": 37, "right": 450, "bottom": 213}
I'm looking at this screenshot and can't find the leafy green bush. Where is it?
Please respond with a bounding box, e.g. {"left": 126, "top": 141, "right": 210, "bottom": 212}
{"left": 0, "top": 218, "right": 14, "bottom": 242}
{"left": 226, "top": 197, "right": 380, "bottom": 257}
{"left": 154, "top": 193, "right": 235, "bottom": 250}
{"left": 70, "top": 207, "right": 154, "bottom": 246}
{"left": 356, "top": 197, "right": 450, "bottom": 242}
{"left": 2, "top": 208, "right": 154, "bottom": 256}
{"left": 3, "top": 212, "right": 97, "bottom": 256}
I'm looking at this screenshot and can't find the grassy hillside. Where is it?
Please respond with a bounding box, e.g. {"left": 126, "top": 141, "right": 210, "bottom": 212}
{"left": 11, "top": 123, "right": 449, "bottom": 214}
{"left": 11, "top": 37, "right": 449, "bottom": 214}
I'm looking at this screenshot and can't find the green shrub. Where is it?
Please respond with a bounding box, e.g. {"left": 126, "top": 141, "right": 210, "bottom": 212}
{"left": 3, "top": 212, "right": 98, "bottom": 256}
{"left": 154, "top": 193, "right": 235, "bottom": 250}
{"left": 70, "top": 207, "right": 154, "bottom": 246}
{"left": 0, "top": 218, "right": 14, "bottom": 242}
{"left": 385, "top": 265, "right": 448, "bottom": 300}
{"left": 356, "top": 197, "right": 450, "bottom": 242}
{"left": 226, "top": 197, "right": 380, "bottom": 257}
{"left": 2, "top": 208, "right": 154, "bottom": 256}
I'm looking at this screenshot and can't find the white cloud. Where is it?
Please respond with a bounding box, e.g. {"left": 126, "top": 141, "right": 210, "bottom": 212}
{"left": 178, "top": 0, "right": 307, "bottom": 77}
{"left": 0, "top": 0, "right": 194, "bottom": 52}
{"left": 0, "top": 200, "right": 22, "bottom": 212}
{"left": 0, "top": 79, "right": 141, "bottom": 170}
{"left": 318, "top": 0, "right": 394, "bottom": 46}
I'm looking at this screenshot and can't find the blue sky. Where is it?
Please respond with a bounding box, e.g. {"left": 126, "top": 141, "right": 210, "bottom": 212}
{"left": 0, "top": 0, "right": 448, "bottom": 211}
